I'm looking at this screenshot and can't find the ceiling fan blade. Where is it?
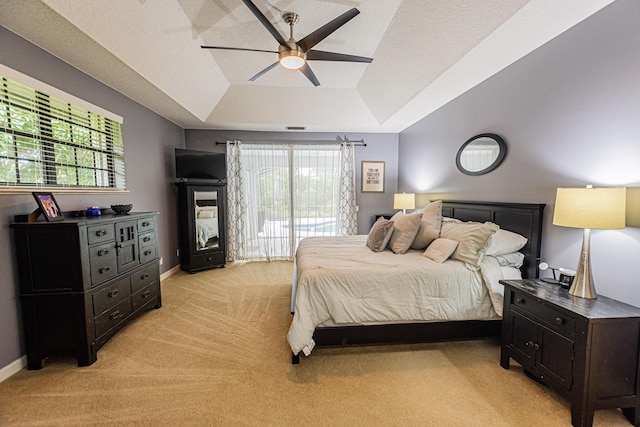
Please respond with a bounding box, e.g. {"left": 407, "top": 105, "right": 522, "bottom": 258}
{"left": 297, "top": 8, "right": 360, "bottom": 52}
{"left": 299, "top": 63, "right": 320, "bottom": 87}
{"left": 249, "top": 61, "right": 279, "bottom": 81}
{"left": 306, "top": 50, "right": 373, "bottom": 63}
{"left": 241, "top": 0, "right": 289, "bottom": 48}
{"left": 201, "top": 46, "right": 278, "bottom": 54}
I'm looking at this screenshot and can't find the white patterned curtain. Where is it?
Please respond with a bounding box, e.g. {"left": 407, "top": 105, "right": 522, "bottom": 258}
{"left": 338, "top": 143, "right": 358, "bottom": 235}
{"left": 226, "top": 141, "right": 246, "bottom": 261}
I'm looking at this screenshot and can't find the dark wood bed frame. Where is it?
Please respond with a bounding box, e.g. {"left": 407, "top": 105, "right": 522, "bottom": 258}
{"left": 291, "top": 200, "right": 545, "bottom": 364}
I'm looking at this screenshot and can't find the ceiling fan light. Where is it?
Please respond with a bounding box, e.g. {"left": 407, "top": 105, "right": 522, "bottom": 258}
{"left": 279, "top": 51, "right": 306, "bottom": 70}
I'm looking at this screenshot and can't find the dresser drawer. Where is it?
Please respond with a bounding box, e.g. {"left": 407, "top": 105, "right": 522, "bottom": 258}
{"left": 132, "top": 281, "right": 160, "bottom": 311}
{"left": 95, "top": 299, "right": 133, "bottom": 338}
{"left": 139, "top": 232, "right": 155, "bottom": 248}
{"left": 130, "top": 263, "right": 158, "bottom": 294}
{"left": 88, "top": 242, "right": 116, "bottom": 264}
{"left": 140, "top": 245, "right": 157, "bottom": 265}
{"left": 511, "top": 290, "right": 576, "bottom": 336}
{"left": 137, "top": 217, "right": 154, "bottom": 233}
{"left": 87, "top": 223, "right": 115, "bottom": 245}
{"left": 90, "top": 257, "right": 119, "bottom": 286}
{"left": 93, "top": 276, "right": 131, "bottom": 316}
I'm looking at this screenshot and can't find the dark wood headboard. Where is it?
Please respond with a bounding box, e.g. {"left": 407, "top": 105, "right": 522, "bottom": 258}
{"left": 441, "top": 201, "right": 545, "bottom": 279}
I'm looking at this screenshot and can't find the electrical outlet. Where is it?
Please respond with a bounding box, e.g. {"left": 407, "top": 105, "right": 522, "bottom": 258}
{"left": 176, "top": 249, "right": 180, "bottom": 257}
{"left": 159, "top": 257, "right": 164, "bottom": 265}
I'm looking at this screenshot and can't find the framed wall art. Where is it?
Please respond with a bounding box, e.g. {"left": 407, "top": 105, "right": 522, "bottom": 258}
{"left": 361, "top": 161, "right": 385, "bottom": 193}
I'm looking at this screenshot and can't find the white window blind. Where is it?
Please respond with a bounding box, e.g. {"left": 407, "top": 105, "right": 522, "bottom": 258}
{"left": 0, "top": 73, "right": 125, "bottom": 190}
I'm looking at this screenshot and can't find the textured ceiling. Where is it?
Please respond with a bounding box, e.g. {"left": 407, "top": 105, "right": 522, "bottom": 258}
{"left": 0, "top": 0, "right": 614, "bottom": 132}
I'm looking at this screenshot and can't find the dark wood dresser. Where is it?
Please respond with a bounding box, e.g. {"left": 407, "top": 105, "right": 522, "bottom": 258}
{"left": 12, "top": 212, "right": 162, "bottom": 369}
{"left": 500, "top": 279, "right": 640, "bottom": 427}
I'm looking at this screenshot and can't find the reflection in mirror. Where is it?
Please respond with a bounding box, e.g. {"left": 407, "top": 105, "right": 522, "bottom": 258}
{"left": 456, "top": 133, "right": 507, "bottom": 176}
{"left": 194, "top": 190, "right": 219, "bottom": 251}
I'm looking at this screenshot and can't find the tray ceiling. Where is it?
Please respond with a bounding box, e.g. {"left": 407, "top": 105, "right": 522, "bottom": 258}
{"left": 0, "top": 0, "right": 614, "bottom": 132}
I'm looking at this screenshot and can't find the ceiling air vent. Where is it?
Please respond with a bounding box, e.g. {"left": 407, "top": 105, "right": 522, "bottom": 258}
{"left": 286, "top": 126, "right": 305, "bottom": 131}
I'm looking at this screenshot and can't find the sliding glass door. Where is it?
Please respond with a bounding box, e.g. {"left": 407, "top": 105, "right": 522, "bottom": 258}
{"left": 240, "top": 144, "right": 341, "bottom": 260}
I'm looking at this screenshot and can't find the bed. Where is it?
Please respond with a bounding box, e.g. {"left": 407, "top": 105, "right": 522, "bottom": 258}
{"left": 288, "top": 200, "right": 545, "bottom": 364}
{"left": 195, "top": 207, "right": 219, "bottom": 249}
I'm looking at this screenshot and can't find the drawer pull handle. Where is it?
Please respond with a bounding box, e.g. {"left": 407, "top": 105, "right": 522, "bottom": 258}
{"left": 110, "top": 310, "right": 122, "bottom": 321}
{"left": 96, "top": 229, "right": 107, "bottom": 236}
{"left": 99, "top": 267, "right": 111, "bottom": 274}
{"left": 142, "top": 290, "right": 151, "bottom": 298}
{"left": 97, "top": 249, "right": 109, "bottom": 256}
{"left": 516, "top": 298, "right": 526, "bottom": 305}
{"left": 141, "top": 273, "right": 149, "bottom": 280}
{"left": 143, "top": 236, "right": 151, "bottom": 242}
{"left": 526, "top": 340, "right": 533, "bottom": 347}
{"left": 144, "top": 250, "right": 152, "bottom": 256}
{"left": 142, "top": 221, "right": 150, "bottom": 227}
{"left": 108, "top": 289, "right": 119, "bottom": 298}
{"left": 555, "top": 317, "right": 564, "bottom": 325}
{"left": 533, "top": 343, "right": 540, "bottom": 350}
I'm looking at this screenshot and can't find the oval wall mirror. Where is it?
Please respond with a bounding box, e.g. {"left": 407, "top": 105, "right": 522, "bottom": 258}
{"left": 456, "top": 133, "right": 507, "bottom": 176}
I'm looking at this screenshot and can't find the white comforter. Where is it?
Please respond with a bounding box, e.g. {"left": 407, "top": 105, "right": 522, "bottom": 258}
{"left": 287, "top": 236, "right": 506, "bottom": 356}
{"left": 196, "top": 218, "right": 218, "bottom": 248}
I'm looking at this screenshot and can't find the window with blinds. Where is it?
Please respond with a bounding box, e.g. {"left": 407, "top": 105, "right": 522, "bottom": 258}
{"left": 0, "top": 74, "right": 125, "bottom": 190}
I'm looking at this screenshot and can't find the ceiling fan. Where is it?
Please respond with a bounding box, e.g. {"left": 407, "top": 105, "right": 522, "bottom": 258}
{"left": 201, "top": 0, "right": 373, "bottom": 86}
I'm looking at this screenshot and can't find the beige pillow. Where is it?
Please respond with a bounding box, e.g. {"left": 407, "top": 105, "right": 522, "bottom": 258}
{"left": 423, "top": 238, "right": 459, "bottom": 263}
{"left": 411, "top": 200, "right": 443, "bottom": 250}
{"left": 440, "top": 221, "right": 499, "bottom": 268}
{"left": 366, "top": 217, "right": 395, "bottom": 252}
{"left": 387, "top": 211, "right": 422, "bottom": 254}
{"left": 198, "top": 209, "right": 215, "bottom": 219}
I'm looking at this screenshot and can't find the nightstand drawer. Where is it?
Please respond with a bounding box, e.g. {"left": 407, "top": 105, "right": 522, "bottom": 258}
{"left": 510, "top": 290, "right": 576, "bottom": 336}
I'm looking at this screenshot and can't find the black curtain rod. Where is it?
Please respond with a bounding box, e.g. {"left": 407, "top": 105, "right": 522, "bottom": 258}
{"left": 215, "top": 139, "right": 366, "bottom": 147}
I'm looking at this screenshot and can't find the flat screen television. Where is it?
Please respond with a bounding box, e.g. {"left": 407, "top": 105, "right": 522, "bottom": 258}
{"left": 175, "top": 148, "right": 226, "bottom": 181}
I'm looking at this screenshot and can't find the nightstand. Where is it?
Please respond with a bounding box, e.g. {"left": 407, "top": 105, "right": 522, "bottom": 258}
{"left": 372, "top": 213, "right": 395, "bottom": 227}
{"left": 500, "top": 279, "right": 640, "bottom": 427}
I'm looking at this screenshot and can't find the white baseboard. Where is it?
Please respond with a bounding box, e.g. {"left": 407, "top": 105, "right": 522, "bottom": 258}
{"left": 161, "top": 264, "right": 180, "bottom": 281}
{"left": 0, "top": 356, "right": 26, "bottom": 383}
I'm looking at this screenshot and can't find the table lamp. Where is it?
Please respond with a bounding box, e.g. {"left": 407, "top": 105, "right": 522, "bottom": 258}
{"left": 552, "top": 186, "right": 626, "bottom": 299}
{"left": 394, "top": 193, "right": 415, "bottom": 214}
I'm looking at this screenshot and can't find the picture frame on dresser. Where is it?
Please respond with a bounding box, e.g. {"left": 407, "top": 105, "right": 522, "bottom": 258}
{"left": 32, "top": 192, "right": 64, "bottom": 221}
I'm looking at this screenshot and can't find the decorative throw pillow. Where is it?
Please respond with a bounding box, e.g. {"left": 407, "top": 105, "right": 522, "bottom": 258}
{"left": 494, "top": 252, "right": 525, "bottom": 268}
{"left": 423, "top": 238, "right": 459, "bottom": 263}
{"left": 440, "top": 221, "right": 499, "bottom": 268}
{"left": 411, "top": 200, "right": 443, "bottom": 250}
{"left": 198, "top": 210, "right": 215, "bottom": 219}
{"left": 387, "top": 211, "right": 422, "bottom": 254}
{"left": 366, "top": 217, "right": 395, "bottom": 252}
{"left": 486, "top": 229, "right": 528, "bottom": 256}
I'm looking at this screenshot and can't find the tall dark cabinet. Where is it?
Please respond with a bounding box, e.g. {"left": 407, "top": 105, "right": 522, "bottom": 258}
{"left": 177, "top": 182, "right": 227, "bottom": 273}
{"left": 12, "top": 212, "right": 162, "bottom": 369}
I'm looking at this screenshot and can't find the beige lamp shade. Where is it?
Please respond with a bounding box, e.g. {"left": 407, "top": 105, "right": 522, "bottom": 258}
{"left": 394, "top": 193, "right": 415, "bottom": 211}
{"left": 553, "top": 187, "right": 626, "bottom": 229}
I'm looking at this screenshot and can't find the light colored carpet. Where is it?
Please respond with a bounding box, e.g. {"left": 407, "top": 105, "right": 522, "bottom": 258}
{"left": 0, "top": 261, "right": 632, "bottom": 426}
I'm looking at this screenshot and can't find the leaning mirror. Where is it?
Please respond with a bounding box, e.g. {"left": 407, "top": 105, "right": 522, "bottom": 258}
{"left": 456, "top": 133, "right": 507, "bottom": 176}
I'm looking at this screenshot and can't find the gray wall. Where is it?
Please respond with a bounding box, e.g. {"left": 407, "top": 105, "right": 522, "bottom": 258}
{"left": 0, "top": 27, "right": 185, "bottom": 369}
{"left": 185, "top": 130, "right": 399, "bottom": 234}
{"left": 398, "top": 0, "right": 640, "bottom": 307}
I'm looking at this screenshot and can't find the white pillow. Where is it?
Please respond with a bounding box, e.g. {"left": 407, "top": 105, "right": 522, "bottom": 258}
{"left": 387, "top": 211, "right": 422, "bottom": 254}
{"left": 493, "top": 252, "right": 525, "bottom": 268}
{"left": 198, "top": 210, "right": 215, "bottom": 219}
{"left": 423, "top": 238, "right": 458, "bottom": 263}
{"left": 440, "top": 221, "right": 499, "bottom": 268}
{"left": 486, "top": 229, "right": 528, "bottom": 256}
{"left": 410, "top": 200, "right": 443, "bottom": 250}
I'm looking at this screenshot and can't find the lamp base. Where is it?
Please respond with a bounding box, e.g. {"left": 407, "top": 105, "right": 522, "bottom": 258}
{"left": 568, "top": 228, "right": 597, "bottom": 299}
